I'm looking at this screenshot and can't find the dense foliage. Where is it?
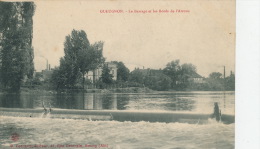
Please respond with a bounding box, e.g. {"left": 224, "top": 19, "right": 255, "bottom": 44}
{"left": 0, "top": 2, "right": 35, "bottom": 92}
{"left": 51, "top": 30, "right": 104, "bottom": 90}
{"left": 163, "top": 60, "right": 181, "bottom": 87}
{"left": 127, "top": 60, "right": 235, "bottom": 91}
{"left": 144, "top": 73, "right": 172, "bottom": 91}
{"left": 112, "top": 61, "right": 130, "bottom": 81}
{"left": 100, "top": 64, "right": 113, "bottom": 84}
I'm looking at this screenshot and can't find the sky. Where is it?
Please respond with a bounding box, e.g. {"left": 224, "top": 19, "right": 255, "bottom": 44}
{"left": 32, "top": 0, "right": 235, "bottom": 77}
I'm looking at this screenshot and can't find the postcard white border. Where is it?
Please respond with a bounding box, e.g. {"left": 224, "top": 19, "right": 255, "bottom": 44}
{"left": 236, "top": 0, "right": 260, "bottom": 148}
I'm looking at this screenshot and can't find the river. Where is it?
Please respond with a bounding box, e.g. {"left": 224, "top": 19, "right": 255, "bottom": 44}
{"left": 0, "top": 91, "right": 235, "bottom": 149}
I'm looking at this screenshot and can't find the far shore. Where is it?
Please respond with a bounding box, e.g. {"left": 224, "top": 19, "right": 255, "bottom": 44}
{"left": 14, "top": 87, "right": 155, "bottom": 94}
{"left": 0, "top": 87, "right": 234, "bottom": 95}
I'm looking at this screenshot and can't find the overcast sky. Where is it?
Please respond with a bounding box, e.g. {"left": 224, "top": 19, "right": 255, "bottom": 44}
{"left": 32, "top": 0, "right": 235, "bottom": 77}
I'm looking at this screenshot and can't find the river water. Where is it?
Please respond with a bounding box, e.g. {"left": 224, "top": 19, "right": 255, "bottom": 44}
{"left": 0, "top": 91, "right": 235, "bottom": 149}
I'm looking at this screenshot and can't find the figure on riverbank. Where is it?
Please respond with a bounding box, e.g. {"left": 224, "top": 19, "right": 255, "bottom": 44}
{"left": 212, "top": 102, "right": 221, "bottom": 122}
{"left": 42, "top": 101, "right": 52, "bottom": 116}
{"left": 49, "top": 102, "right": 52, "bottom": 112}
{"left": 42, "top": 101, "right": 48, "bottom": 115}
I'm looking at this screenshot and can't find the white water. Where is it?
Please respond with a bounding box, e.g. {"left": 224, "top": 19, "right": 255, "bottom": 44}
{"left": 0, "top": 116, "right": 234, "bottom": 149}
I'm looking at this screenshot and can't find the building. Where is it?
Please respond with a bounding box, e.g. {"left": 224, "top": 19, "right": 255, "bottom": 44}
{"left": 137, "top": 68, "right": 163, "bottom": 76}
{"left": 42, "top": 69, "right": 53, "bottom": 81}
{"left": 86, "top": 62, "right": 117, "bottom": 82}
{"left": 188, "top": 73, "right": 205, "bottom": 84}
{"left": 39, "top": 62, "right": 53, "bottom": 81}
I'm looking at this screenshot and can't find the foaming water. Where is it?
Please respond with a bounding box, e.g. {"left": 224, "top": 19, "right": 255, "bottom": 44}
{"left": 0, "top": 116, "right": 234, "bottom": 149}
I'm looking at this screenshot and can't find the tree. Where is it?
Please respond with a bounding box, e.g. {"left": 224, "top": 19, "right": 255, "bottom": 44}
{"left": 209, "top": 72, "right": 222, "bottom": 79}
{"left": 55, "top": 29, "right": 104, "bottom": 89}
{"left": 100, "top": 64, "right": 113, "bottom": 84}
{"left": 61, "top": 30, "right": 84, "bottom": 88}
{"left": 206, "top": 72, "right": 224, "bottom": 91}
{"left": 0, "top": 2, "right": 35, "bottom": 92}
{"left": 163, "top": 60, "right": 181, "bottom": 88}
{"left": 78, "top": 41, "right": 104, "bottom": 89}
{"left": 144, "top": 73, "right": 172, "bottom": 91}
{"left": 225, "top": 73, "right": 235, "bottom": 91}
{"left": 180, "top": 63, "right": 197, "bottom": 77}
{"left": 59, "top": 58, "right": 81, "bottom": 89}
{"left": 178, "top": 63, "right": 197, "bottom": 88}
{"left": 112, "top": 61, "right": 130, "bottom": 81}
{"left": 129, "top": 68, "right": 145, "bottom": 84}
{"left": 21, "top": 2, "right": 35, "bottom": 79}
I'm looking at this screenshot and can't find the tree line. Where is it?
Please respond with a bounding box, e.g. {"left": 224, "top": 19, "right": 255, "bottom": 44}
{"left": 29, "top": 28, "right": 235, "bottom": 91}
{"left": 127, "top": 60, "right": 235, "bottom": 91}
{"left": 49, "top": 32, "right": 235, "bottom": 92}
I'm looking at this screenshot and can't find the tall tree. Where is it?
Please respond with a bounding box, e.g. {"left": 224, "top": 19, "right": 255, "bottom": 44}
{"left": 21, "top": 2, "right": 35, "bottom": 79}
{"left": 111, "top": 61, "right": 130, "bottom": 81}
{"left": 178, "top": 63, "right": 197, "bottom": 86}
{"left": 54, "top": 30, "right": 104, "bottom": 89}
{"left": 163, "top": 60, "right": 181, "bottom": 87}
{"left": 0, "top": 2, "right": 35, "bottom": 91}
{"left": 100, "top": 64, "right": 113, "bottom": 84}
{"left": 78, "top": 41, "right": 104, "bottom": 89}
{"left": 61, "top": 30, "right": 85, "bottom": 88}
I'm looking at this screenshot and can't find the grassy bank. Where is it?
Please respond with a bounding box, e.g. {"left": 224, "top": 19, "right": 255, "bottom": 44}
{"left": 15, "top": 87, "right": 154, "bottom": 94}
{"left": 85, "top": 87, "right": 154, "bottom": 93}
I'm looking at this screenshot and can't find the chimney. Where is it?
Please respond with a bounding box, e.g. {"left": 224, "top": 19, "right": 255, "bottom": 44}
{"left": 224, "top": 66, "right": 225, "bottom": 79}
{"left": 49, "top": 64, "right": 51, "bottom": 70}
{"left": 46, "top": 60, "right": 48, "bottom": 70}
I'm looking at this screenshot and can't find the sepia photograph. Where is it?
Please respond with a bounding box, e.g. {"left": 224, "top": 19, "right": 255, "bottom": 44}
{"left": 0, "top": 0, "right": 236, "bottom": 149}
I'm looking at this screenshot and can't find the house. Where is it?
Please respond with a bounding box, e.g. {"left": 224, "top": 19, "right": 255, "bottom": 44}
{"left": 86, "top": 62, "right": 117, "bottom": 82}
{"left": 188, "top": 73, "right": 205, "bottom": 83}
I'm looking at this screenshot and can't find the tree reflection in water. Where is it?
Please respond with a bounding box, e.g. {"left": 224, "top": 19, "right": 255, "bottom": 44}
{"left": 0, "top": 92, "right": 233, "bottom": 114}
{"left": 0, "top": 92, "right": 33, "bottom": 108}
{"left": 54, "top": 92, "right": 130, "bottom": 110}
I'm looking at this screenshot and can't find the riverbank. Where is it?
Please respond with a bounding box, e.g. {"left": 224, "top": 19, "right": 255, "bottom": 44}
{"left": 85, "top": 87, "right": 154, "bottom": 93}
{"left": 1, "top": 87, "right": 233, "bottom": 95}
{"left": 13, "top": 87, "right": 154, "bottom": 95}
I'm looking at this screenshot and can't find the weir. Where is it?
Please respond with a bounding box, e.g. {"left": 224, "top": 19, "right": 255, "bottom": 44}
{"left": 0, "top": 107, "right": 235, "bottom": 124}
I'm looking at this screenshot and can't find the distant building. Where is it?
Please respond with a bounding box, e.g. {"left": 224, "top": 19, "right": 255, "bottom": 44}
{"left": 42, "top": 69, "right": 53, "bottom": 81}
{"left": 137, "top": 68, "right": 163, "bottom": 76}
{"left": 86, "top": 62, "right": 117, "bottom": 82}
{"left": 38, "top": 62, "right": 53, "bottom": 81}
{"left": 188, "top": 73, "right": 205, "bottom": 83}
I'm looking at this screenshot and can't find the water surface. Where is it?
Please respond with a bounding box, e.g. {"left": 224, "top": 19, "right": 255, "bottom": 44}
{"left": 0, "top": 91, "right": 235, "bottom": 149}
{"left": 0, "top": 91, "right": 235, "bottom": 114}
